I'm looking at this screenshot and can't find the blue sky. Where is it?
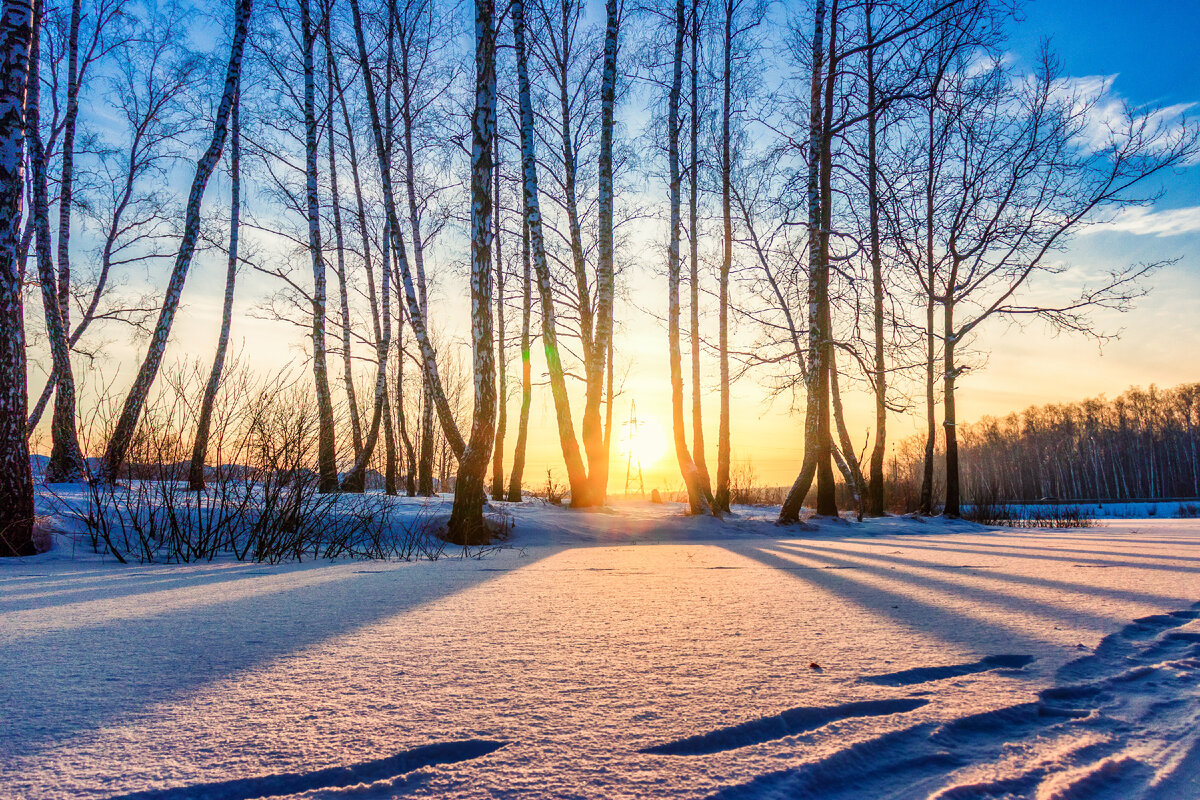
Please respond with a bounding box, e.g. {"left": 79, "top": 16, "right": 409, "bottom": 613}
{"left": 1010, "top": 0, "right": 1200, "bottom": 206}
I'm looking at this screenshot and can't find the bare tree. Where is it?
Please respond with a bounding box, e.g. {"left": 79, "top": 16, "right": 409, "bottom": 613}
{"left": 27, "top": 0, "right": 85, "bottom": 482}
{"left": 490, "top": 127, "right": 506, "bottom": 498}
{"left": 98, "top": 0, "right": 254, "bottom": 481}
{"left": 0, "top": 0, "right": 36, "bottom": 556}
{"left": 506, "top": 215, "right": 531, "bottom": 500}
{"left": 188, "top": 81, "right": 242, "bottom": 491}
{"left": 933, "top": 51, "right": 1196, "bottom": 516}
{"left": 26, "top": 8, "right": 198, "bottom": 435}
{"left": 667, "top": 0, "right": 709, "bottom": 514}
{"left": 446, "top": 0, "right": 497, "bottom": 542}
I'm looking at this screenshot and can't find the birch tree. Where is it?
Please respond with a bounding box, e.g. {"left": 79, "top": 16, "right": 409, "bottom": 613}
{"left": 25, "top": 7, "right": 197, "bottom": 435}
{"left": 512, "top": 0, "right": 589, "bottom": 505}
{"left": 490, "top": 128, "right": 506, "bottom": 499}
{"left": 27, "top": 0, "right": 85, "bottom": 482}
{"left": 524, "top": 0, "right": 620, "bottom": 506}
{"left": 187, "top": 82, "right": 242, "bottom": 491}
{"left": 932, "top": 52, "right": 1196, "bottom": 516}
{"left": 446, "top": 0, "right": 497, "bottom": 542}
{"left": 346, "top": 0, "right": 467, "bottom": 472}
{"left": 99, "top": 0, "right": 254, "bottom": 481}
{"left": 685, "top": 0, "right": 712, "bottom": 504}
{"left": 778, "top": 0, "right": 828, "bottom": 523}
{"left": 667, "top": 0, "right": 709, "bottom": 514}
{"left": 0, "top": 0, "right": 35, "bottom": 556}
{"left": 505, "top": 216, "right": 532, "bottom": 500}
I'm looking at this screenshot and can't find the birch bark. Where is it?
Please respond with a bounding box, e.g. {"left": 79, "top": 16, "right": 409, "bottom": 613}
{"left": 28, "top": 0, "right": 85, "bottom": 483}
{"left": 447, "top": 0, "right": 497, "bottom": 543}
{"left": 778, "top": 0, "right": 825, "bottom": 523}
{"left": 0, "top": 0, "right": 35, "bottom": 556}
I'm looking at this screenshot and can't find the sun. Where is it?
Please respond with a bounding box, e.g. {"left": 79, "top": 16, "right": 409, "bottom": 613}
{"left": 618, "top": 413, "right": 668, "bottom": 470}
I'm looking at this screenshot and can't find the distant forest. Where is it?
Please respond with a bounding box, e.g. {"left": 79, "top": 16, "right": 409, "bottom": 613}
{"left": 890, "top": 383, "right": 1200, "bottom": 505}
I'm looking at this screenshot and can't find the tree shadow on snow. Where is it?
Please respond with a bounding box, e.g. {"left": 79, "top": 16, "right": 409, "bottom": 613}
{"left": 1, "top": 554, "right": 555, "bottom": 756}
{"left": 101, "top": 739, "right": 507, "bottom": 799}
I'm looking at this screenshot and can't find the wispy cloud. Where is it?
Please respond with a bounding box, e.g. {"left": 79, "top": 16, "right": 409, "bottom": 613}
{"left": 1084, "top": 205, "right": 1200, "bottom": 237}
{"left": 1048, "top": 73, "right": 1197, "bottom": 160}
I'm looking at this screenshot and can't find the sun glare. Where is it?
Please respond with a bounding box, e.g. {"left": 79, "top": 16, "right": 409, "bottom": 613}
{"left": 618, "top": 413, "right": 668, "bottom": 471}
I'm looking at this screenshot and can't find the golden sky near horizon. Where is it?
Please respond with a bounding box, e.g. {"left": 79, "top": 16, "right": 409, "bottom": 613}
{"left": 35, "top": 210, "right": 1198, "bottom": 491}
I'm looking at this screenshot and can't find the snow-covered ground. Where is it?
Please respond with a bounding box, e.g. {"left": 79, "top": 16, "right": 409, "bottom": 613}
{"left": 3, "top": 500, "right": 1199, "bottom": 799}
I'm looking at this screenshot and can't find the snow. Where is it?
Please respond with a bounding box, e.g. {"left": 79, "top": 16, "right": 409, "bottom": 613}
{"left": 2, "top": 498, "right": 1199, "bottom": 799}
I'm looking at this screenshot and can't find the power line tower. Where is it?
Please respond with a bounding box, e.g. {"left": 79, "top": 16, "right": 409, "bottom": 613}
{"left": 623, "top": 400, "right": 646, "bottom": 497}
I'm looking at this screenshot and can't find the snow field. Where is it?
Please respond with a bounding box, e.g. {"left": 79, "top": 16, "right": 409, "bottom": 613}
{"left": 2, "top": 508, "right": 1199, "bottom": 799}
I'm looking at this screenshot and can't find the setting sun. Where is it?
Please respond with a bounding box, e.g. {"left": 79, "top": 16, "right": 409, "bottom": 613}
{"left": 617, "top": 411, "right": 668, "bottom": 473}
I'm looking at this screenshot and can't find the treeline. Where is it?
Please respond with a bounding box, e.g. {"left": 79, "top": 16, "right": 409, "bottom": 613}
{"left": 891, "top": 383, "right": 1200, "bottom": 504}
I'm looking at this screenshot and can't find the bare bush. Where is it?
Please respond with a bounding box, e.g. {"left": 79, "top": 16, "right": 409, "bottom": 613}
{"left": 47, "top": 363, "right": 448, "bottom": 563}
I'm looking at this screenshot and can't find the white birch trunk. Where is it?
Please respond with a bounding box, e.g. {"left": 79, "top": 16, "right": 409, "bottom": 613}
{"left": 447, "top": 0, "right": 497, "bottom": 543}
{"left": 0, "top": 0, "right": 36, "bottom": 556}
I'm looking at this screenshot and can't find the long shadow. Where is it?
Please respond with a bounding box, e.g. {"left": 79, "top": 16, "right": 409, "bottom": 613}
{"left": 704, "top": 600, "right": 1200, "bottom": 800}
{"left": 101, "top": 739, "right": 507, "bottom": 800}
{"left": 860, "top": 654, "right": 1035, "bottom": 687}
{"left": 897, "top": 537, "right": 1200, "bottom": 568}
{"left": 783, "top": 541, "right": 1191, "bottom": 607}
{"left": 640, "top": 698, "right": 928, "bottom": 756}
{"left": 768, "top": 542, "right": 1138, "bottom": 634}
{"left": 0, "top": 552, "right": 554, "bottom": 757}
{"left": 845, "top": 537, "right": 1200, "bottom": 575}
{"left": 0, "top": 562, "right": 338, "bottom": 614}
{"left": 727, "top": 544, "right": 1056, "bottom": 659}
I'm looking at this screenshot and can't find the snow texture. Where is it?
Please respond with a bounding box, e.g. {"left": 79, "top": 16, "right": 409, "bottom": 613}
{"left": 3, "top": 498, "right": 1199, "bottom": 799}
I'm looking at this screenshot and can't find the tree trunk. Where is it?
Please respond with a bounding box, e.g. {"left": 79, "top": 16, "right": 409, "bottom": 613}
{"left": 506, "top": 216, "right": 532, "bottom": 502}
{"left": 188, "top": 83, "right": 241, "bottom": 492}
{"left": 779, "top": 0, "right": 826, "bottom": 523}
{"left": 583, "top": 0, "right": 619, "bottom": 505}
{"left": 39, "top": 0, "right": 81, "bottom": 454}
{"left": 447, "top": 0, "right": 497, "bottom": 544}
{"left": 54, "top": 0, "right": 80, "bottom": 330}
{"left": 714, "top": 0, "right": 732, "bottom": 513}
{"left": 396, "top": 14, "right": 436, "bottom": 498}
{"left": 918, "top": 93, "right": 937, "bottom": 515}
{"left": 302, "top": 0, "right": 338, "bottom": 493}
{"left": 491, "top": 130, "right": 506, "bottom": 499}
{"left": 688, "top": 0, "right": 713, "bottom": 504}
{"left": 99, "top": 0, "right": 253, "bottom": 481}
{"left": 668, "top": 0, "right": 709, "bottom": 515}
{"left": 812, "top": 0, "right": 840, "bottom": 517}
{"left": 324, "top": 4, "right": 363, "bottom": 460}
{"left": 0, "top": 0, "right": 36, "bottom": 556}
{"left": 864, "top": 0, "right": 887, "bottom": 517}
{"left": 28, "top": 0, "right": 84, "bottom": 483}
{"left": 830, "top": 348, "right": 866, "bottom": 518}
{"left": 347, "top": 0, "right": 465, "bottom": 465}
{"left": 943, "top": 291, "right": 960, "bottom": 517}
{"left": 512, "top": 0, "right": 590, "bottom": 506}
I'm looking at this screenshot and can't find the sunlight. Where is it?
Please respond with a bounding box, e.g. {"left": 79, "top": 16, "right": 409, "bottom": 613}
{"left": 618, "top": 413, "right": 668, "bottom": 473}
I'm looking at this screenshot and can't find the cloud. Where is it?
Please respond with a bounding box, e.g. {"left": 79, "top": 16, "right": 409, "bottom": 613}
{"left": 1084, "top": 205, "right": 1200, "bottom": 237}
{"left": 1047, "top": 73, "right": 1197, "bottom": 160}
